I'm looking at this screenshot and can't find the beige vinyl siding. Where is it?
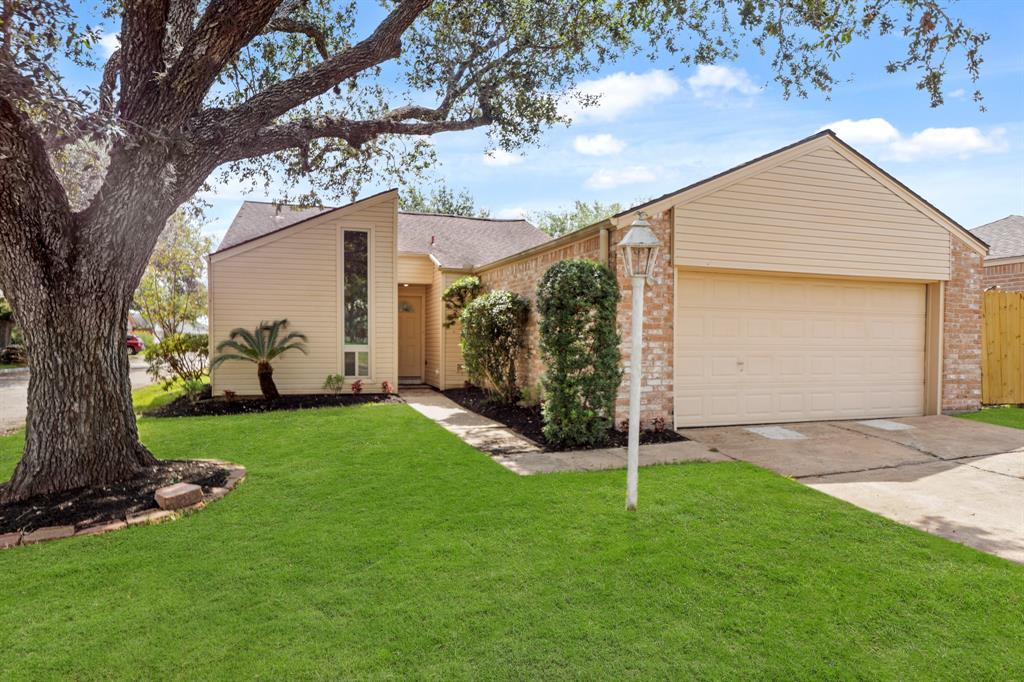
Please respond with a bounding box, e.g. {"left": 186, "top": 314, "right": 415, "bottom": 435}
{"left": 674, "top": 146, "right": 952, "bottom": 280}
{"left": 398, "top": 254, "right": 435, "bottom": 284}
{"left": 210, "top": 192, "right": 398, "bottom": 395}
{"left": 423, "top": 267, "right": 444, "bottom": 387}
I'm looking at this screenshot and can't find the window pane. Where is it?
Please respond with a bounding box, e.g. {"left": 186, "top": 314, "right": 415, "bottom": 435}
{"left": 344, "top": 351, "right": 356, "bottom": 376}
{"left": 344, "top": 230, "right": 369, "bottom": 345}
{"left": 358, "top": 351, "right": 369, "bottom": 376}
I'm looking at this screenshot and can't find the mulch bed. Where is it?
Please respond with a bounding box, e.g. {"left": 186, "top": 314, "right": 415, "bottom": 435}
{"left": 0, "top": 460, "right": 229, "bottom": 534}
{"left": 442, "top": 387, "right": 686, "bottom": 452}
{"left": 147, "top": 392, "right": 403, "bottom": 418}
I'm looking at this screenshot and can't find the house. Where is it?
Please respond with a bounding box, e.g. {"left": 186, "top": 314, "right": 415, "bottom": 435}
{"left": 970, "top": 215, "right": 1024, "bottom": 290}
{"left": 209, "top": 130, "right": 987, "bottom": 428}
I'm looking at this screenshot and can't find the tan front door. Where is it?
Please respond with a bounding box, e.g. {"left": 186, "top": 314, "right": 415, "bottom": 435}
{"left": 398, "top": 294, "right": 424, "bottom": 381}
{"left": 674, "top": 269, "right": 927, "bottom": 427}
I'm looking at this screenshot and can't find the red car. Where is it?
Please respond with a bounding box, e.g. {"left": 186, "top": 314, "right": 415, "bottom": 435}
{"left": 127, "top": 334, "right": 145, "bottom": 355}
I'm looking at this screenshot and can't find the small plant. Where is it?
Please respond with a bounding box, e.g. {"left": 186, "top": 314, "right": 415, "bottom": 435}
{"left": 323, "top": 374, "right": 345, "bottom": 395}
{"left": 381, "top": 380, "right": 394, "bottom": 394}
{"left": 651, "top": 416, "right": 667, "bottom": 433}
{"left": 459, "top": 289, "right": 530, "bottom": 404}
{"left": 519, "top": 382, "right": 544, "bottom": 407}
{"left": 182, "top": 379, "right": 206, "bottom": 404}
{"left": 144, "top": 332, "right": 209, "bottom": 390}
{"left": 211, "top": 319, "right": 308, "bottom": 400}
{"left": 441, "top": 275, "right": 483, "bottom": 328}
{"left": 618, "top": 418, "right": 629, "bottom": 433}
{"left": 351, "top": 379, "right": 364, "bottom": 394}
{"left": 223, "top": 389, "right": 237, "bottom": 403}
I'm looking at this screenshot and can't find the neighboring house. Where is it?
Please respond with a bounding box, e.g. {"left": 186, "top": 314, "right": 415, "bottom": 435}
{"left": 209, "top": 130, "right": 987, "bottom": 428}
{"left": 970, "top": 215, "right": 1024, "bottom": 290}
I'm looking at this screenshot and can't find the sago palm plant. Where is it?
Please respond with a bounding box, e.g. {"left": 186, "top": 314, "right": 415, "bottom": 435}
{"left": 211, "top": 319, "right": 308, "bottom": 399}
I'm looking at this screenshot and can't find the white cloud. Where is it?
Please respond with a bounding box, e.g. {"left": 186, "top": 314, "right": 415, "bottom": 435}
{"left": 562, "top": 70, "right": 679, "bottom": 122}
{"left": 573, "top": 134, "right": 626, "bottom": 156}
{"left": 821, "top": 118, "right": 1008, "bottom": 161}
{"left": 482, "top": 149, "right": 523, "bottom": 167}
{"left": 821, "top": 118, "right": 900, "bottom": 145}
{"left": 687, "top": 65, "right": 762, "bottom": 99}
{"left": 493, "top": 206, "right": 529, "bottom": 219}
{"left": 889, "top": 127, "right": 1007, "bottom": 161}
{"left": 585, "top": 165, "right": 656, "bottom": 190}
{"left": 99, "top": 31, "right": 120, "bottom": 57}
{"left": 949, "top": 88, "right": 966, "bottom": 100}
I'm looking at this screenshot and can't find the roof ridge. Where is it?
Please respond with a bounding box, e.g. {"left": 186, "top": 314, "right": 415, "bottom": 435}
{"left": 398, "top": 210, "right": 530, "bottom": 222}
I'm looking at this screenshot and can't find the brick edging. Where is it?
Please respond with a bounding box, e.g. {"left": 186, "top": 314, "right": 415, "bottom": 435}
{"left": 0, "top": 460, "right": 246, "bottom": 550}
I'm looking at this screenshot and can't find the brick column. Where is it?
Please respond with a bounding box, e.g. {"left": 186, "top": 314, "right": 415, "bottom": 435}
{"left": 942, "top": 236, "right": 984, "bottom": 412}
{"left": 610, "top": 209, "right": 675, "bottom": 428}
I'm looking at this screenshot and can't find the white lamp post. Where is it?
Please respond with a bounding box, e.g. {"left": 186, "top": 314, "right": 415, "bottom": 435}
{"left": 618, "top": 212, "right": 661, "bottom": 511}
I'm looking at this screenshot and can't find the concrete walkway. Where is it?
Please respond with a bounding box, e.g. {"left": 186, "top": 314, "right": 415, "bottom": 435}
{"left": 402, "top": 388, "right": 725, "bottom": 474}
{"left": 683, "top": 416, "right": 1024, "bottom": 564}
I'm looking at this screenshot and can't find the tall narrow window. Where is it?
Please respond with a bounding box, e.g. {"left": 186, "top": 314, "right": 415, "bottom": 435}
{"left": 343, "top": 230, "right": 370, "bottom": 377}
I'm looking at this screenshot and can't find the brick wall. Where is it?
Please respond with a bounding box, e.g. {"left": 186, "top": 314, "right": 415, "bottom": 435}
{"left": 982, "top": 261, "right": 1024, "bottom": 291}
{"left": 942, "top": 236, "right": 984, "bottom": 412}
{"left": 478, "top": 232, "right": 602, "bottom": 394}
{"left": 608, "top": 210, "right": 674, "bottom": 426}
{"left": 478, "top": 210, "right": 677, "bottom": 429}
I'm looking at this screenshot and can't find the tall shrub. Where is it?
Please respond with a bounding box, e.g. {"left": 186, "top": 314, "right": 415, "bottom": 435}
{"left": 460, "top": 290, "right": 530, "bottom": 404}
{"left": 537, "top": 259, "right": 622, "bottom": 448}
{"left": 442, "top": 275, "right": 482, "bottom": 328}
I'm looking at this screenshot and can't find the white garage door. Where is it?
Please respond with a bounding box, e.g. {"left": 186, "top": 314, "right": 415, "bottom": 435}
{"left": 674, "top": 270, "right": 926, "bottom": 427}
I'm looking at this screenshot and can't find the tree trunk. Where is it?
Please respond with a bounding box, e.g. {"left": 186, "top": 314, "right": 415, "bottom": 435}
{"left": 0, "top": 285, "right": 157, "bottom": 503}
{"left": 257, "top": 361, "right": 279, "bottom": 400}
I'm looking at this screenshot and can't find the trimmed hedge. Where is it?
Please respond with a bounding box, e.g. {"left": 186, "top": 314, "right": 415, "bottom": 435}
{"left": 537, "top": 259, "right": 621, "bottom": 448}
{"left": 459, "top": 290, "right": 530, "bottom": 404}
{"left": 441, "top": 275, "right": 482, "bottom": 328}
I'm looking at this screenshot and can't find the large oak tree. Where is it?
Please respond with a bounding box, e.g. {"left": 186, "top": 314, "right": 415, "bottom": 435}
{"left": 0, "top": 0, "right": 986, "bottom": 501}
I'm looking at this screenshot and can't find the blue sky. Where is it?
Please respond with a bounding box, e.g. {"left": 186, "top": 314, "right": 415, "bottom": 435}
{"left": 84, "top": 1, "right": 1023, "bottom": 245}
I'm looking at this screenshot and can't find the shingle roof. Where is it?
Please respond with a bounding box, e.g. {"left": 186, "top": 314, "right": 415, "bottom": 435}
{"left": 395, "top": 212, "right": 549, "bottom": 269}
{"left": 215, "top": 200, "right": 550, "bottom": 269}
{"left": 971, "top": 215, "right": 1024, "bottom": 260}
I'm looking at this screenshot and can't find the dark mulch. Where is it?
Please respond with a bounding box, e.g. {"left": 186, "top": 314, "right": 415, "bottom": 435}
{"left": 147, "top": 392, "right": 403, "bottom": 418}
{"left": 442, "top": 387, "right": 686, "bottom": 452}
{"left": 0, "top": 460, "right": 229, "bottom": 534}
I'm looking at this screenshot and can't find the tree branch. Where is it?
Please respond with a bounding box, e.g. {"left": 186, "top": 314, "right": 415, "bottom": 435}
{"left": 221, "top": 109, "right": 491, "bottom": 163}
{"left": 118, "top": 0, "right": 172, "bottom": 121}
{"left": 223, "top": 0, "right": 431, "bottom": 129}
{"left": 161, "top": 0, "right": 283, "bottom": 121}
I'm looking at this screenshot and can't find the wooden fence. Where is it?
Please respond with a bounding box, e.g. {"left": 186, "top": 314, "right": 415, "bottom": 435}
{"left": 982, "top": 290, "right": 1024, "bottom": 405}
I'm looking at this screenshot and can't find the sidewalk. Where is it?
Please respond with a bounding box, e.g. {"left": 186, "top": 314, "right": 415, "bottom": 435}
{"left": 402, "top": 388, "right": 726, "bottom": 474}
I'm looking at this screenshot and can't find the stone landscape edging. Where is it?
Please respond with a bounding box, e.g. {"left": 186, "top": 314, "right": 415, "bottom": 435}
{"left": 0, "top": 459, "right": 246, "bottom": 550}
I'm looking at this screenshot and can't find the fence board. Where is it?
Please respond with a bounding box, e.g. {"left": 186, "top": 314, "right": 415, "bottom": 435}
{"left": 982, "top": 290, "right": 1024, "bottom": 404}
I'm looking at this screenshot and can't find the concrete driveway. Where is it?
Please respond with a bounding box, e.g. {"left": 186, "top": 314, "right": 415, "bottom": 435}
{"left": 682, "top": 416, "right": 1024, "bottom": 563}
{"left": 0, "top": 358, "right": 153, "bottom": 433}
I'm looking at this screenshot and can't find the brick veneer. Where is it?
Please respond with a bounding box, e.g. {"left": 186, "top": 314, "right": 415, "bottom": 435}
{"left": 607, "top": 210, "right": 674, "bottom": 426}
{"left": 982, "top": 261, "right": 1024, "bottom": 291}
{"left": 479, "top": 210, "right": 676, "bottom": 429}
{"left": 478, "top": 232, "right": 602, "bottom": 393}
{"left": 942, "top": 236, "right": 984, "bottom": 413}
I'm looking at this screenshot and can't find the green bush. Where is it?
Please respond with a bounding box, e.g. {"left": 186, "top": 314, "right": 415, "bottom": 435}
{"left": 442, "top": 275, "right": 482, "bottom": 328}
{"left": 460, "top": 290, "right": 530, "bottom": 404}
{"left": 144, "top": 333, "right": 209, "bottom": 390}
{"left": 537, "top": 259, "right": 622, "bottom": 448}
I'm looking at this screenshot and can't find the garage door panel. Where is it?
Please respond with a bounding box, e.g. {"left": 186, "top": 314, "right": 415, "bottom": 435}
{"left": 675, "top": 270, "right": 926, "bottom": 427}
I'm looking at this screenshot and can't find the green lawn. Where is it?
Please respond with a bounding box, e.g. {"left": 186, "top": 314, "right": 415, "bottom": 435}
{"left": 960, "top": 406, "right": 1024, "bottom": 430}
{"left": 0, "top": 401, "right": 1021, "bottom": 679}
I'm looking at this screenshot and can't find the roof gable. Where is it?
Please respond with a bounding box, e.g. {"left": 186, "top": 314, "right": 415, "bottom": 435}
{"left": 214, "top": 192, "right": 549, "bottom": 268}
{"left": 612, "top": 131, "right": 986, "bottom": 255}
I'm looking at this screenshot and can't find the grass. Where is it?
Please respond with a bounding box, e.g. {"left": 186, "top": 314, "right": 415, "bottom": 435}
{"left": 960, "top": 406, "right": 1024, "bottom": 430}
{"left": 132, "top": 376, "right": 210, "bottom": 414}
{"left": 0, "top": 363, "right": 24, "bottom": 370}
{"left": 0, "top": 402, "right": 1021, "bottom": 679}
